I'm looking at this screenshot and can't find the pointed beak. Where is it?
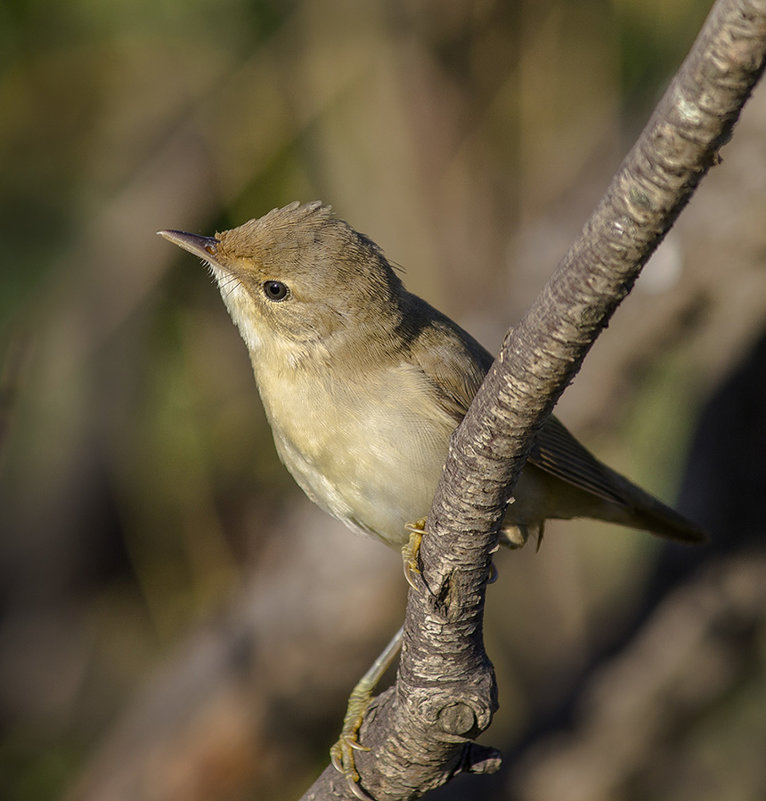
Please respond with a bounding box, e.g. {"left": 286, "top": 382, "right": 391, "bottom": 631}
{"left": 157, "top": 229, "right": 220, "bottom": 260}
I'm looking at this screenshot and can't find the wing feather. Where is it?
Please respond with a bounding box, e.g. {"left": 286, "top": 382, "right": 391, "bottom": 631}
{"left": 529, "top": 416, "right": 629, "bottom": 507}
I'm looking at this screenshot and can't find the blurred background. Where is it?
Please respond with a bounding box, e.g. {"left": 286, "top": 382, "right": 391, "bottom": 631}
{"left": 1, "top": 1, "right": 766, "bottom": 799}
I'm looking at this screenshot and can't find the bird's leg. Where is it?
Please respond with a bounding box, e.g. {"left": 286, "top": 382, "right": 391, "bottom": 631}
{"left": 330, "top": 626, "right": 404, "bottom": 799}
{"left": 330, "top": 514, "right": 434, "bottom": 794}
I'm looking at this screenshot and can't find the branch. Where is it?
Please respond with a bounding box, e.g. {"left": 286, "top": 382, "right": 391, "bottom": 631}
{"left": 302, "top": 1, "right": 766, "bottom": 798}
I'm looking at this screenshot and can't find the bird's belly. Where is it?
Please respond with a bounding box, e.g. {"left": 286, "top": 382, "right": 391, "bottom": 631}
{"left": 275, "top": 427, "right": 449, "bottom": 547}
{"left": 270, "top": 408, "right": 452, "bottom": 548}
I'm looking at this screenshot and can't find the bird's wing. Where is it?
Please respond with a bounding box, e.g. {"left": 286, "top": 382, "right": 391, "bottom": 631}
{"left": 407, "top": 303, "right": 628, "bottom": 507}
{"left": 529, "top": 415, "right": 707, "bottom": 542}
{"left": 405, "top": 307, "right": 704, "bottom": 542}
{"left": 528, "top": 415, "right": 627, "bottom": 506}
{"left": 408, "top": 310, "right": 494, "bottom": 424}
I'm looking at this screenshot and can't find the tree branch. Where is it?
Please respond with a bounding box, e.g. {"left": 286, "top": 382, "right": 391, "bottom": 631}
{"left": 302, "top": 1, "right": 766, "bottom": 798}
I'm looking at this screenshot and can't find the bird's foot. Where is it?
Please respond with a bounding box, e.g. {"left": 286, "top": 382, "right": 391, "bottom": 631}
{"left": 402, "top": 518, "right": 427, "bottom": 589}
{"left": 330, "top": 687, "right": 374, "bottom": 799}
{"left": 330, "top": 627, "right": 404, "bottom": 799}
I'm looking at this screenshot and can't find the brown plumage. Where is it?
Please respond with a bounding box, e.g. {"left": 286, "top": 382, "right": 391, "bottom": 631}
{"left": 158, "top": 201, "right": 706, "bottom": 548}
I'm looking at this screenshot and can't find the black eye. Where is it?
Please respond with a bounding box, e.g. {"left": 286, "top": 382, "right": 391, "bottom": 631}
{"left": 263, "top": 280, "right": 288, "bottom": 301}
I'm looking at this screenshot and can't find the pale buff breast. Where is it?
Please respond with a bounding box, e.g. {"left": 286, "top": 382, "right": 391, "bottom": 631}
{"left": 254, "top": 357, "right": 456, "bottom": 547}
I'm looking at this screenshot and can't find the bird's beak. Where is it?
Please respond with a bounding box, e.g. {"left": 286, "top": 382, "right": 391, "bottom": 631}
{"left": 157, "top": 229, "right": 220, "bottom": 260}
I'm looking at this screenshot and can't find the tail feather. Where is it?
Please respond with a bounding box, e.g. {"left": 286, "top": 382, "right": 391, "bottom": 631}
{"left": 528, "top": 416, "right": 708, "bottom": 545}
{"left": 619, "top": 478, "right": 707, "bottom": 544}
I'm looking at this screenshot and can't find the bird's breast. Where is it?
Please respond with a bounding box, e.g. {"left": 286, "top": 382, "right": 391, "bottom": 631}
{"left": 253, "top": 360, "right": 456, "bottom": 547}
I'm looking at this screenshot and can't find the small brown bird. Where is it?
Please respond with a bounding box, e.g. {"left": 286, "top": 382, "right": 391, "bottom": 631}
{"left": 158, "top": 201, "right": 705, "bottom": 551}
{"left": 159, "top": 201, "right": 705, "bottom": 793}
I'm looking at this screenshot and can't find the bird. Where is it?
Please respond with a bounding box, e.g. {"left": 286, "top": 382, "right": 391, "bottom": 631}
{"left": 158, "top": 200, "right": 705, "bottom": 551}
{"left": 158, "top": 200, "right": 705, "bottom": 794}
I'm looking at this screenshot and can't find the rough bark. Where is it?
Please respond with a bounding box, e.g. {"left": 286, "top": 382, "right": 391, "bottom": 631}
{"left": 301, "top": 1, "right": 766, "bottom": 798}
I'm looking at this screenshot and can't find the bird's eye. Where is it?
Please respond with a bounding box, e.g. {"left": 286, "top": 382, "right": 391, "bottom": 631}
{"left": 263, "top": 280, "right": 288, "bottom": 301}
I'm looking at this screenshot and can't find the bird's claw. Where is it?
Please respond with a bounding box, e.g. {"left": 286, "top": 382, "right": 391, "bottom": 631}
{"left": 402, "top": 518, "right": 427, "bottom": 590}
{"left": 329, "top": 627, "right": 404, "bottom": 799}
{"left": 330, "top": 691, "right": 374, "bottom": 798}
